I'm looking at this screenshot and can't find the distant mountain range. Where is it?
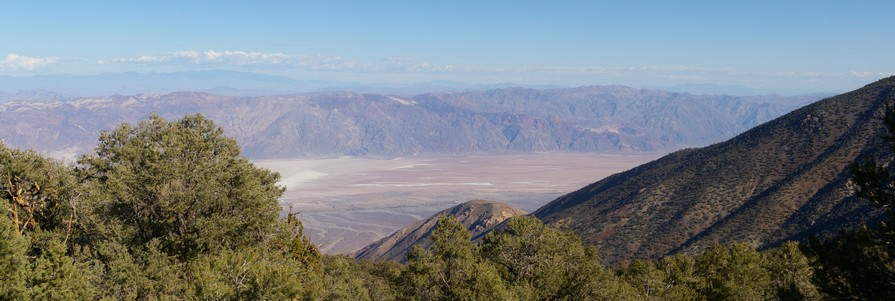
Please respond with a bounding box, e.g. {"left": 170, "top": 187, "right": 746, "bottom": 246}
{"left": 650, "top": 83, "right": 825, "bottom": 96}
{"left": 0, "top": 70, "right": 331, "bottom": 97}
{"left": 0, "top": 70, "right": 557, "bottom": 98}
{"left": 352, "top": 200, "right": 525, "bottom": 262}
{"left": 531, "top": 76, "right": 895, "bottom": 264}
{"left": 1, "top": 71, "right": 829, "bottom": 99}
{"left": 0, "top": 89, "right": 69, "bottom": 102}
{"left": 0, "top": 86, "right": 820, "bottom": 160}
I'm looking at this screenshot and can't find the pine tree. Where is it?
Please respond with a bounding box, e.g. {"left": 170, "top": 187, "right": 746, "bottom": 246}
{"left": 27, "top": 240, "right": 97, "bottom": 300}
{"left": 399, "top": 216, "right": 508, "bottom": 301}
{"left": 622, "top": 255, "right": 701, "bottom": 300}
{"left": 0, "top": 207, "right": 28, "bottom": 300}
{"left": 482, "top": 216, "right": 639, "bottom": 300}
{"left": 73, "top": 114, "right": 323, "bottom": 299}
{"left": 763, "top": 242, "right": 820, "bottom": 300}
{"left": 696, "top": 243, "right": 772, "bottom": 300}
{"left": 77, "top": 114, "right": 284, "bottom": 259}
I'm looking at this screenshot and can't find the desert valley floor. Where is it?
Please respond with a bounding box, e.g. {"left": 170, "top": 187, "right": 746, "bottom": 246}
{"left": 255, "top": 152, "right": 661, "bottom": 254}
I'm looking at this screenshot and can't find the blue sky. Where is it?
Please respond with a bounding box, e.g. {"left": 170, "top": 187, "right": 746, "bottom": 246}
{"left": 2, "top": 1, "right": 893, "bottom": 93}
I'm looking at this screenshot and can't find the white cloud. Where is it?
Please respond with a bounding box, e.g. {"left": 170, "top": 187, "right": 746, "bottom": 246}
{"left": 294, "top": 54, "right": 360, "bottom": 70}
{"left": 0, "top": 53, "right": 59, "bottom": 71}
{"left": 109, "top": 50, "right": 464, "bottom": 73}
{"left": 109, "top": 50, "right": 358, "bottom": 71}
{"left": 382, "top": 57, "right": 455, "bottom": 73}
{"left": 413, "top": 62, "right": 454, "bottom": 72}
{"left": 171, "top": 50, "right": 291, "bottom": 65}
{"left": 849, "top": 71, "right": 895, "bottom": 78}
{"left": 497, "top": 65, "right": 894, "bottom": 83}
{"left": 534, "top": 65, "right": 734, "bottom": 75}
{"left": 112, "top": 54, "right": 173, "bottom": 64}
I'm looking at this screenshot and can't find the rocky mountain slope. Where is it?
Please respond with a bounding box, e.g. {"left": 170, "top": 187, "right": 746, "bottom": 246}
{"left": 352, "top": 200, "right": 525, "bottom": 262}
{"left": 533, "top": 76, "right": 895, "bottom": 265}
{"left": 0, "top": 86, "right": 817, "bottom": 160}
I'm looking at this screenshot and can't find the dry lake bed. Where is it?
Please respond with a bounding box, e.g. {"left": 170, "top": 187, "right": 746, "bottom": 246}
{"left": 255, "top": 152, "right": 661, "bottom": 254}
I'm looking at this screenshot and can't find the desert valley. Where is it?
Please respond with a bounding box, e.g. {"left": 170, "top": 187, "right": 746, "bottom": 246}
{"left": 256, "top": 153, "right": 660, "bottom": 253}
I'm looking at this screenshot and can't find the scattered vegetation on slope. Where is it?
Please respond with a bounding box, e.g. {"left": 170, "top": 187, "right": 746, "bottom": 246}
{"left": 534, "top": 76, "right": 895, "bottom": 264}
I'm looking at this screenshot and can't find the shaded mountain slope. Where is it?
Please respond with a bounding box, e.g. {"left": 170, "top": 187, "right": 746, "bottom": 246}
{"left": 533, "top": 76, "right": 895, "bottom": 265}
{"left": 352, "top": 200, "right": 526, "bottom": 262}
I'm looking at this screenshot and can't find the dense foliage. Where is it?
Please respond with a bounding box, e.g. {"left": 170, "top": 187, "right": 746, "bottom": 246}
{"left": 1, "top": 114, "right": 322, "bottom": 300}
{"left": 1, "top": 112, "right": 893, "bottom": 300}
{"left": 78, "top": 114, "right": 285, "bottom": 259}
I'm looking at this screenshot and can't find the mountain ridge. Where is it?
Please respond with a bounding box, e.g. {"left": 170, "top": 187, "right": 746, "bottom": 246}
{"left": 0, "top": 86, "right": 819, "bottom": 160}
{"left": 352, "top": 200, "right": 526, "bottom": 262}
